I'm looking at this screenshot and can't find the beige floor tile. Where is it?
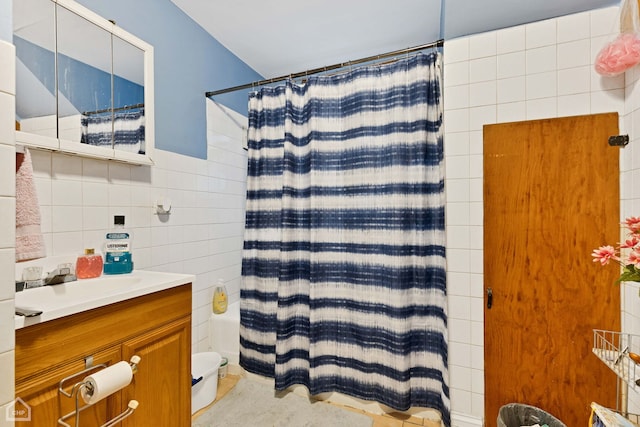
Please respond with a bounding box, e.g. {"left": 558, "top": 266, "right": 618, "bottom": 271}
{"left": 216, "top": 374, "right": 241, "bottom": 399}
{"left": 371, "top": 414, "right": 405, "bottom": 427}
{"left": 385, "top": 411, "right": 425, "bottom": 425}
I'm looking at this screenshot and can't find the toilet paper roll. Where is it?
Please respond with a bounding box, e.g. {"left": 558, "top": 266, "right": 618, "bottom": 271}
{"left": 81, "top": 361, "right": 133, "bottom": 405}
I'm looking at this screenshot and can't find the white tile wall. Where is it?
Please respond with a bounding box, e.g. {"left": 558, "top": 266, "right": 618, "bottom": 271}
{"left": 13, "top": 99, "right": 248, "bottom": 359}
{"left": 444, "top": 6, "right": 627, "bottom": 423}
{"left": 0, "top": 39, "right": 15, "bottom": 427}
{"left": 622, "top": 33, "right": 640, "bottom": 415}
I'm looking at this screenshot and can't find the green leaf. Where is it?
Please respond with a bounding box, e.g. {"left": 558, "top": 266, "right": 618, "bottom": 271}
{"left": 617, "top": 266, "right": 640, "bottom": 284}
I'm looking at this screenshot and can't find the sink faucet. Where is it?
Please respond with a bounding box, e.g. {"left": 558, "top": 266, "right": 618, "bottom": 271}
{"left": 44, "top": 264, "right": 77, "bottom": 286}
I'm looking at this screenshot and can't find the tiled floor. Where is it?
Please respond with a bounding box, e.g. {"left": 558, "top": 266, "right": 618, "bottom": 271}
{"left": 193, "top": 374, "right": 442, "bottom": 427}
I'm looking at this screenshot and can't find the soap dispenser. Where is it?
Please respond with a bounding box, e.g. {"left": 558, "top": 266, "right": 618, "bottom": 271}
{"left": 212, "top": 279, "right": 228, "bottom": 314}
{"left": 76, "top": 248, "right": 103, "bottom": 279}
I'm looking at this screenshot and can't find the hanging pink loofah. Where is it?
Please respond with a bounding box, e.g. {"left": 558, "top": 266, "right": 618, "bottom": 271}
{"left": 595, "top": 32, "right": 640, "bottom": 76}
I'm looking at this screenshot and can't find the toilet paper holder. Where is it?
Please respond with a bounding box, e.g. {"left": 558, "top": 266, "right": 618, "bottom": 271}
{"left": 57, "top": 355, "right": 141, "bottom": 427}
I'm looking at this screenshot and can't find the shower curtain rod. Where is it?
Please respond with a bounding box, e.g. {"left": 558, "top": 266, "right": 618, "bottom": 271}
{"left": 83, "top": 103, "right": 145, "bottom": 116}
{"left": 205, "top": 39, "right": 444, "bottom": 97}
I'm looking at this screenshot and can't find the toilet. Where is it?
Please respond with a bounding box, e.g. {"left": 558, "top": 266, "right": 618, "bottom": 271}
{"left": 191, "top": 352, "right": 222, "bottom": 414}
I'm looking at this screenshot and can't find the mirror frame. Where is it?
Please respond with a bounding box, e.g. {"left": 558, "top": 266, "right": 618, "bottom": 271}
{"left": 14, "top": 0, "right": 155, "bottom": 166}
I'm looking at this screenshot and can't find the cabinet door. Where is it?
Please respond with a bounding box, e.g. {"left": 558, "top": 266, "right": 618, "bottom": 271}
{"left": 121, "top": 316, "right": 191, "bottom": 427}
{"left": 15, "top": 346, "right": 123, "bottom": 427}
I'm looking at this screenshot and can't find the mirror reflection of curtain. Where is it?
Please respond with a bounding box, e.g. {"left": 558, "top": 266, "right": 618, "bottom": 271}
{"left": 241, "top": 52, "right": 449, "bottom": 426}
{"left": 81, "top": 108, "right": 145, "bottom": 154}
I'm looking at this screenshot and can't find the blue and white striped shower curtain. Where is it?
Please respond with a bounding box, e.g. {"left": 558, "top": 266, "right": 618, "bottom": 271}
{"left": 240, "top": 52, "right": 449, "bottom": 426}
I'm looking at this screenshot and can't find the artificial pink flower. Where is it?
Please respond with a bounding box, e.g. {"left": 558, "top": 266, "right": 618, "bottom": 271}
{"left": 620, "top": 236, "right": 640, "bottom": 249}
{"left": 592, "top": 245, "right": 619, "bottom": 265}
{"left": 628, "top": 249, "right": 640, "bottom": 267}
{"left": 624, "top": 216, "right": 640, "bottom": 234}
{"left": 595, "top": 33, "right": 640, "bottom": 77}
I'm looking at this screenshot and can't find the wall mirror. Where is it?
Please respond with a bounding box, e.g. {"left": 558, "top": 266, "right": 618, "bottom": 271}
{"left": 112, "top": 36, "right": 145, "bottom": 156}
{"left": 14, "top": 0, "right": 57, "bottom": 143}
{"left": 13, "top": 0, "right": 154, "bottom": 165}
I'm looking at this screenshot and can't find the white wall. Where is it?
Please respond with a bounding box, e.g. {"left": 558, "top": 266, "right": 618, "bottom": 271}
{"left": 621, "top": 30, "right": 640, "bottom": 415}
{"left": 17, "top": 99, "right": 247, "bottom": 356}
{"left": 443, "top": 6, "right": 630, "bottom": 425}
{"left": 0, "top": 39, "right": 15, "bottom": 427}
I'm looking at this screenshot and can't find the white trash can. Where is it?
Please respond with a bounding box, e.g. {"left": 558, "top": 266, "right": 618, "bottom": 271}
{"left": 191, "top": 352, "right": 222, "bottom": 414}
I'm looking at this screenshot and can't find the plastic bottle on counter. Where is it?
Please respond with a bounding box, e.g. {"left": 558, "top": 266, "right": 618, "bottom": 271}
{"left": 76, "top": 248, "right": 103, "bottom": 279}
{"left": 212, "top": 279, "right": 228, "bottom": 314}
{"left": 103, "top": 215, "right": 133, "bottom": 275}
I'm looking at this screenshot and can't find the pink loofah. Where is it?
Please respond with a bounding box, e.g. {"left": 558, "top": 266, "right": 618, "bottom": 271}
{"left": 595, "top": 32, "right": 640, "bottom": 76}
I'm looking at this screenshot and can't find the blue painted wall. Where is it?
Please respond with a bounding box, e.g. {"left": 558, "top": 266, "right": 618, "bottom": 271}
{"left": 74, "top": 0, "right": 262, "bottom": 159}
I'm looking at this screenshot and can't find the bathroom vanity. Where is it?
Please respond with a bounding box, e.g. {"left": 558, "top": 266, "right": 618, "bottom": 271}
{"left": 14, "top": 271, "right": 193, "bottom": 426}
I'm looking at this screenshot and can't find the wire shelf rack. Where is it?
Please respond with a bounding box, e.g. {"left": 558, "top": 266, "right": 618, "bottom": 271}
{"left": 627, "top": 412, "right": 640, "bottom": 425}
{"left": 593, "top": 329, "right": 640, "bottom": 392}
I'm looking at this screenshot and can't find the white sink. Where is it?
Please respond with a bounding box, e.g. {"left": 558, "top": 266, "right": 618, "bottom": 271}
{"left": 17, "top": 276, "right": 142, "bottom": 307}
{"left": 15, "top": 270, "right": 194, "bottom": 329}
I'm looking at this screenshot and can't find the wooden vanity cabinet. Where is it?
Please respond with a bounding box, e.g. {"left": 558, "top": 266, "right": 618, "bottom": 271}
{"left": 15, "top": 283, "right": 192, "bottom": 427}
{"left": 15, "top": 346, "right": 123, "bottom": 427}
{"left": 121, "top": 318, "right": 191, "bottom": 425}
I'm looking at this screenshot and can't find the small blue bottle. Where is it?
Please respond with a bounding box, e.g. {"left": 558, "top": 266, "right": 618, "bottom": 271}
{"left": 103, "top": 215, "right": 133, "bottom": 274}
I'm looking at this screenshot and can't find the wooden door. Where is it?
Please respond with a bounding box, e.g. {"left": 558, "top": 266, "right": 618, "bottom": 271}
{"left": 483, "top": 113, "right": 621, "bottom": 427}
{"left": 122, "top": 316, "right": 191, "bottom": 427}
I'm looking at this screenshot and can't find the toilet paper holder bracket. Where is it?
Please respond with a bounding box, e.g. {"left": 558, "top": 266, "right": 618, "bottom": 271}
{"left": 58, "top": 362, "right": 107, "bottom": 399}
{"left": 57, "top": 355, "right": 141, "bottom": 427}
